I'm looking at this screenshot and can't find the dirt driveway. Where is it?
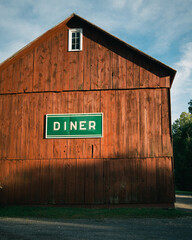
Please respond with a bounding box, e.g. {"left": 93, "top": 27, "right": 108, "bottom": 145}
{"left": 0, "top": 195, "right": 192, "bottom": 240}
{"left": 0, "top": 217, "right": 192, "bottom": 240}
{"left": 175, "top": 194, "right": 192, "bottom": 211}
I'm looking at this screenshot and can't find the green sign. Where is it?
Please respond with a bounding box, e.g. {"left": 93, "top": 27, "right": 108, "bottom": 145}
{"left": 45, "top": 113, "right": 103, "bottom": 139}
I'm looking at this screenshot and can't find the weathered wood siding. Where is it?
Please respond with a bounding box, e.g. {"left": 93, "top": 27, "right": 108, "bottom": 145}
{"left": 0, "top": 16, "right": 175, "bottom": 205}
{"left": 0, "top": 157, "right": 174, "bottom": 205}
{"left": 0, "top": 89, "right": 172, "bottom": 160}
{"left": 0, "top": 19, "right": 171, "bottom": 94}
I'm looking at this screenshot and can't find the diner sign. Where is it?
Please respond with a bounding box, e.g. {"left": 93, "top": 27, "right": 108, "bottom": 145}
{"left": 45, "top": 113, "right": 103, "bottom": 138}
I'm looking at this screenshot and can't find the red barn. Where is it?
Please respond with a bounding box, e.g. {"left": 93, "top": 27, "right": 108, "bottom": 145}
{"left": 0, "top": 13, "right": 176, "bottom": 206}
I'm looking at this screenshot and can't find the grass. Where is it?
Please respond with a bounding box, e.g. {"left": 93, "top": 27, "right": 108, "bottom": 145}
{"left": 0, "top": 206, "right": 192, "bottom": 219}
{"left": 0, "top": 190, "right": 191, "bottom": 219}
{"left": 175, "top": 190, "right": 192, "bottom": 195}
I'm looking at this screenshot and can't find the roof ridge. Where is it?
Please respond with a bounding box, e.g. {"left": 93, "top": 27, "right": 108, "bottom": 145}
{"left": 0, "top": 13, "right": 176, "bottom": 84}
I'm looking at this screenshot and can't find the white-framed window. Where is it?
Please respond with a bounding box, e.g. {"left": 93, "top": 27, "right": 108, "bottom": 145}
{"left": 68, "top": 28, "right": 83, "bottom": 51}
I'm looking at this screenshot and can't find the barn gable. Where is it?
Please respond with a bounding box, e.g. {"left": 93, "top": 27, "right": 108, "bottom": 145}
{"left": 0, "top": 14, "right": 176, "bottom": 206}
{"left": 0, "top": 13, "right": 176, "bottom": 94}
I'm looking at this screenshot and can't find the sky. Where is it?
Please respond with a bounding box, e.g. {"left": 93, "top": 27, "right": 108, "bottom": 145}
{"left": 0, "top": 0, "right": 192, "bottom": 122}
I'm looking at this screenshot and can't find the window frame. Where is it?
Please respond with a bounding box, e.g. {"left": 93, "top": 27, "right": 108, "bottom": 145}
{"left": 68, "top": 28, "right": 83, "bottom": 52}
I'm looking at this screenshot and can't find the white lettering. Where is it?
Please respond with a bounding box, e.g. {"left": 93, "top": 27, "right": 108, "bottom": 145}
{"left": 54, "top": 120, "right": 97, "bottom": 132}
{"left": 89, "top": 121, "right": 96, "bottom": 130}
{"left": 54, "top": 122, "right": 60, "bottom": 131}
{"left": 70, "top": 121, "right": 77, "bottom": 130}
{"left": 80, "top": 121, "right": 86, "bottom": 130}
{"left": 64, "top": 122, "right": 66, "bottom": 131}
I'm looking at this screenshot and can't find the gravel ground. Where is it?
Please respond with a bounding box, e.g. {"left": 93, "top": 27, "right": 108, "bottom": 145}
{"left": 0, "top": 217, "right": 192, "bottom": 240}
{"left": 175, "top": 195, "right": 192, "bottom": 211}
{"left": 0, "top": 194, "right": 192, "bottom": 240}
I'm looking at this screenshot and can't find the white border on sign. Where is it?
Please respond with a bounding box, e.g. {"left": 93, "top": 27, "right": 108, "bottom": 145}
{"left": 45, "top": 113, "right": 103, "bottom": 139}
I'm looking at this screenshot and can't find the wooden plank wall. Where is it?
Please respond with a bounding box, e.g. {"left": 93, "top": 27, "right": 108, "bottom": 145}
{"left": 0, "top": 89, "right": 172, "bottom": 160}
{"left": 0, "top": 157, "right": 174, "bottom": 205}
{"left": 0, "top": 19, "right": 174, "bottom": 205}
{"left": 0, "top": 22, "right": 171, "bottom": 94}
{"left": 0, "top": 89, "right": 174, "bottom": 205}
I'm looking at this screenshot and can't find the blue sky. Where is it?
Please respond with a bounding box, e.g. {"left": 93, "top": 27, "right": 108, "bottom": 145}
{"left": 0, "top": 0, "right": 192, "bottom": 122}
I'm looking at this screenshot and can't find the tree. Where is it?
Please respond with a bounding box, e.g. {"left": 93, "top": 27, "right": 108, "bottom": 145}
{"left": 172, "top": 100, "right": 192, "bottom": 191}
{"left": 188, "top": 99, "right": 192, "bottom": 114}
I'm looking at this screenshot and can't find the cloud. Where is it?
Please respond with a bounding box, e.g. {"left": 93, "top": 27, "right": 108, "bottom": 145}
{"left": 84, "top": 0, "right": 192, "bottom": 57}
{"left": 0, "top": 40, "right": 32, "bottom": 65}
{"left": 110, "top": 0, "right": 127, "bottom": 9}
{"left": 171, "top": 42, "right": 192, "bottom": 121}
{"left": 1, "top": 0, "right": 192, "bottom": 62}
{"left": 0, "top": 0, "right": 192, "bottom": 123}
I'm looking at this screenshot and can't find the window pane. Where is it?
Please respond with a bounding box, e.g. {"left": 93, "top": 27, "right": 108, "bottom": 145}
{"left": 72, "top": 44, "right": 76, "bottom": 49}
{"left": 69, "top": 29, "right": 82, "bottom": 51}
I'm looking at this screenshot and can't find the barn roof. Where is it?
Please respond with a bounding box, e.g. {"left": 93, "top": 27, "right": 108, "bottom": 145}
{"left": 0, "top": 13, "right": 176, "bottom": 85}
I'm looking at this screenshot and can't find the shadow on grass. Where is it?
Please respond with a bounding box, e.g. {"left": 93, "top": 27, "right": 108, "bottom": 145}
{"left": 0, "top": 206, "right": 192, "bottom": 219}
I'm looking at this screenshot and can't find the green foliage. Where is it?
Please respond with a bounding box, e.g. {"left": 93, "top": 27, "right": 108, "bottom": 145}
{"left": 188, "top": 100, "right": 192, "bottom": 114}
{"left": 175, "top": 190, "right": 192, "bottom": 195}
{"left": 172, "top": 100, "right": 192, "bottom": 191}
